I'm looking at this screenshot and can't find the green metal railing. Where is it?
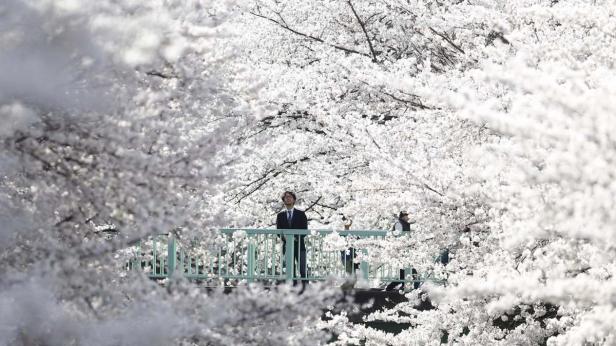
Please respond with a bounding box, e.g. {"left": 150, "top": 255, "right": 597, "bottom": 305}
{"left": 127, "top": 229, "right": 447, "bottom": 287}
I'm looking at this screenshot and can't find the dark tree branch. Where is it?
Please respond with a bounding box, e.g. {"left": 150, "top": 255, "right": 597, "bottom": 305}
{"left": 365, "top": 129, "right": 381, "bottom": 150}
{"left": 380, "top": 89, "right": 431, "bottom": 110}
{"left": 314, "top": 202, "right": 339, "bottom": 210}
{"left": 231, "top": 151, "right": 333, "bottom": 205}
{"left": 485, "top": 30, "right": 510, "bottom": 46}
{"left": 422, "top": 182, "right": 445, "bottom": 197}
{"left": 304, "top": 196, "right": 322, "bottom": 213}
{"left": 357, "top": 80, "right": 431, "bottom": 110}
{"left": 55, "top": 214, "right": 75, "bottom": 227}
{"left": 347, "top": 0, "right": 379, "bottom": 62}
{"left": 145, "top": 70, "right": 175, "bottom": 79}
{"left": 428, "top": 27, "right": 465, "bottom": 54}
{"left": 250, "top": 11, "right": 372, "bottom": 59}
{"left": 230, "top": 167, "right": 279, "bottom": 204}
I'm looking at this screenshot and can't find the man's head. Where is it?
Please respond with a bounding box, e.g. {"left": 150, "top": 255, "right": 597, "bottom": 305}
{"left": 281, "top": 191, "right": 297, "bottom": 208}
{"left": 342, "top": 215, "right": 353, "bottom": 230}
{"left": 399, "top": 211, "right": 409, "bottom": 222}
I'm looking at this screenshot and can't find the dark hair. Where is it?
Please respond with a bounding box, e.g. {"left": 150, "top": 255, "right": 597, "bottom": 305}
{"left": 399, "top": 211, "right": 409, "bottom": 219}
{"left": 281, "top": 191, "right": 297, "bottom": 202}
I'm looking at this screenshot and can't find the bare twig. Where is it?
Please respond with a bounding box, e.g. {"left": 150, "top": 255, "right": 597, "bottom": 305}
{"left": 304, "top": 196, "right": 322, "bottom": 213}
{"left": 347, "top": 0, "right": 379, "bottom": 62}
{"left": 250, "top": 11, "right": 372, "bottom": 59}
{"left": 428, "top": 27, "right": 465, "bottom": 54}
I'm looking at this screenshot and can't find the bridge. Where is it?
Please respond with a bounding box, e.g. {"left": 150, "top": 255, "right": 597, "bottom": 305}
{"left": 126, "top": 228, "right": 447, "bottom": 289}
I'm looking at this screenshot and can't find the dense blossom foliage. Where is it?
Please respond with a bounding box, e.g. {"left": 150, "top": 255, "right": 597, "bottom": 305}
{"left": 1, "top": 0, "right": 615, "bottom": 345}
{"left": 1, "top": 1, "right": 332, "bottom": 345}
{"left": 232, "top": 0, "right": 616, "bottom": 344}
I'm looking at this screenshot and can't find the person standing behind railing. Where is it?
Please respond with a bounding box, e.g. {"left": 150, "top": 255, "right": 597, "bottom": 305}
{"left": 385, "top": 211, "right": 419, "bottom": 291}
{"left": 276, "top": 191, "right": 308, "bottom": 288}
{"left": 339, "top": 216, "right": 359, "bottom": 275}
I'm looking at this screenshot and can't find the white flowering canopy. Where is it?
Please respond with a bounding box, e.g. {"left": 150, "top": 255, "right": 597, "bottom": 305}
{"left": 1, "top": 0, "right": 616, "bottom": 344}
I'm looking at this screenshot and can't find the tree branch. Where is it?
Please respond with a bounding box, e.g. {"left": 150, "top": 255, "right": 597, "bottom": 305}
{"left": 250, "top": 11, "right": 372, "bottom": 59}
{"left": 380, "top": 89, "right": 431, "bottom": 110}
{"left": 428, "top": 27, "right": 465, "bottom": 54}
{"left": 304, "top": 196, "right": 322, "bottom": 213}
{"left": 347, "top": 0, "right": 378, "bottom": 62}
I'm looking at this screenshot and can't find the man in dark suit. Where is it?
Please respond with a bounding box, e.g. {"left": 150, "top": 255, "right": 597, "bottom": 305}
{"left": 276, "top": 191, "right": 308, "bottom": 287}
{"left": 386, "top": 211, "right": 419, "bottom": 291}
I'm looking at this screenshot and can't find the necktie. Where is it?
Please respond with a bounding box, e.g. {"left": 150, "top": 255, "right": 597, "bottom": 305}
{"left": 287, "top": 210, "right": 292, "bottom": 223}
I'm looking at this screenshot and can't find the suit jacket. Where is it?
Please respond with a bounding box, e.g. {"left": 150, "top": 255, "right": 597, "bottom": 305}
{"left": 276, "top": 208, "right": 308, "bottom": 250}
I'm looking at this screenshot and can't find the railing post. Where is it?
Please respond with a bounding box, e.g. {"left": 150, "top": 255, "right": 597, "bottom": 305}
{"left": 247, "top": 236, "right": 256, "bottom": 282}
{"left": 167, "top": 236, "right": 176, "bottom": 278}
{"left": 360, "top": 249, "right": 369, "bottom": 281}
{"left": 284, "top": 231, "right": 294, "bottom": 283}
{"left": 132, "top": 240, "right": 142, "bottom": 272}
{"left": 404, "top": 266, "right": 411, "bottom": 286}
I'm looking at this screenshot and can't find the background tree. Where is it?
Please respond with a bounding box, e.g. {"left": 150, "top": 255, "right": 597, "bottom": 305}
{"left": 233, "top": 0, "right": 616, "bottom": 344}
{"left": 1, "top": 1, "right": 336, "bottom": 345}
{"left": 3, "top": 0, "right": 615, "bottom": 344}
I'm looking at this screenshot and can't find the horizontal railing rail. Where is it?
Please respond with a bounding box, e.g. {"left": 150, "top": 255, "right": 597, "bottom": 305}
{"left": 126, "top": 228, "right": 447, "bottom": 288}
{"left": 220, "top": 228, "right": 390, "bottom": 236}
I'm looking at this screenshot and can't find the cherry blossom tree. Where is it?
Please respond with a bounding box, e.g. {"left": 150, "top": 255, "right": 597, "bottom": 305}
{"left": 3, "top": 0, "right": 615, "bottom": 344}
{"left": 1, "top": 1, "right": 337, "bottom": 345}
{"left": 231, "top": 0, "right": 616, "bottom": 344}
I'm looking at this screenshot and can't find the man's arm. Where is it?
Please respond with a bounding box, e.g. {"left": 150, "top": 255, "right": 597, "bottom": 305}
{"left": 276, "top": 213, "right": 285, "bottom": 241}
{"left": 276, "top": 212, "right": 282, "bottom": 229}
{"left": 299, "top": 210, "right": 308, "bottom": 229}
